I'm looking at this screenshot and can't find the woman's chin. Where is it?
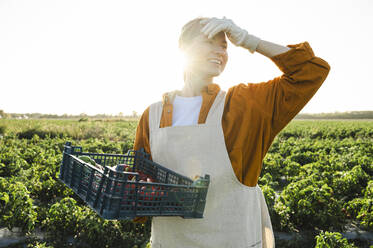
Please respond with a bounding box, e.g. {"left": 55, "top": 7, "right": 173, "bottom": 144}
{"left": 185, "top": 65, "right": 224, "bottom": 78}
{"left": 207, "top": 69, "right": 223, "bottom": 77}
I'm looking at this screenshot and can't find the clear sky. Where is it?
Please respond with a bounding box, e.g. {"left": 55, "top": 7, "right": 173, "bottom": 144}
{"left": 1, "top": 0, "right": 372, "bottom": 116}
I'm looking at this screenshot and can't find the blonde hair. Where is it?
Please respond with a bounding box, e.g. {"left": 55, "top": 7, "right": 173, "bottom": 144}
{"left": 178, "top": 17, "right": 208, "bottom": 51}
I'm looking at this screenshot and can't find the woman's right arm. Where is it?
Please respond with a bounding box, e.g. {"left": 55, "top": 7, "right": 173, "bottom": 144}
{"left": 133, "top": 106, "right": 152, "bottom": 160}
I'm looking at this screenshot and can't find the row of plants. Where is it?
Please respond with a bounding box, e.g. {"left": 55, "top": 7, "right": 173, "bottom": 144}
{"left": 260, "top": 135, "right": 372, "bottom": 232}
{"left": 0, "top": 122, "right": 150, "bottom": 248}
{"left": 0, "top": 119, "right": 372, "bottom": 247}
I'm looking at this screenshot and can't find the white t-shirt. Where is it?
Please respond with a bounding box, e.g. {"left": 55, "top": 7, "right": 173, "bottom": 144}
{"left": 172, "top": 95, "right": 202, "bottom": 126}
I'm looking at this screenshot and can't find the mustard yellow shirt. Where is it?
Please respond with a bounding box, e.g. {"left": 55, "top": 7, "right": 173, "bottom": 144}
{"left": 134, "top": 42, "right": 330, "bottom": 187}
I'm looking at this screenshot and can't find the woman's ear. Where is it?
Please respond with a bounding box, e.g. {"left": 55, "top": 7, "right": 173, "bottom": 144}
{"left": 181, "top": 49, "right": 193, "bottom": 70}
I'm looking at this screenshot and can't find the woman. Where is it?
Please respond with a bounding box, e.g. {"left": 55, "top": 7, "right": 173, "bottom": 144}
{"left": 134, "top": 17, "right": 330, "bottom": 248}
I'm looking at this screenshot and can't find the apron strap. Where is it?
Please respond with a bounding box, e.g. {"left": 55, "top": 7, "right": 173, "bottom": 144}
{"left": 149, "top": 101, "right": 163, "bottom": 132}
{"left": 205, "top": 90, "right": 226, "bottom": 125}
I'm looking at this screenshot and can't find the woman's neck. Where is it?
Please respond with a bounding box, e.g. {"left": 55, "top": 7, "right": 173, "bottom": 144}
{"left": 180, "top": 71, "right": 213, "bottom": 97}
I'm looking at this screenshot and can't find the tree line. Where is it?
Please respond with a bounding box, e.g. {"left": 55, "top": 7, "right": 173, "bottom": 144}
{"left": 295, "top": 111, "right": 373, "bottom": 120}
{"left": 1, "top": 109, "right": 373, "bottom": 120}
{"left": 0, "top": 110, "right": 139, "bottom": 120}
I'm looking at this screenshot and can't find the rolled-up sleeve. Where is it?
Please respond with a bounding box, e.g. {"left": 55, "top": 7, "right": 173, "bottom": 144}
{"left": 223, "top": 41, "right": 330, "bottom": 186}
{"left": 252, "top": 41, "right": 330, "bottom": 136}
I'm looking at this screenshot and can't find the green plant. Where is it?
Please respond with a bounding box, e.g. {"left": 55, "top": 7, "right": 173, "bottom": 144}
{"left": 345, "top": 182, "right": 373, "bottom": 231}
{"left": 0, "top": 125, "right": 6, "bottom": 135}
{"left": 0, "top": 178, "right": 37, "bottom": 232}
{"left": 332, "top": 165, "right": 370, "bottom": 200}
{"left": 315, "top": 231, "right": 357, "bottom": 248}
{"left": 274, "top": 178, "right": 344, "bottom": 231}
{"left": 76, "top": 209, "right": 150, "bottom": 248}
{"left": 42, "top": 197, "right": 84, "bottom": 241}
{"left": 27, "top": 241, "right": 54, "bottom": 248}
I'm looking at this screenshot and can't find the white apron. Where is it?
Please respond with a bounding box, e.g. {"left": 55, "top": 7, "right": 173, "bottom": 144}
{"left": 149, "top": 90, "right": 275, "bottom": 248}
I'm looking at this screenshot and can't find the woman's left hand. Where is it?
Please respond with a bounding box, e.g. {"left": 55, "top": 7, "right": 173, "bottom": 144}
{"left": 200, "top": 17, "right": 261, "bottom": 53}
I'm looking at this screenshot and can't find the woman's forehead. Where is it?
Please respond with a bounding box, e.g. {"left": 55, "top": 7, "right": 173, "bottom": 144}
{"left": 197, "top": 31, "right": 227, "bottom": 42}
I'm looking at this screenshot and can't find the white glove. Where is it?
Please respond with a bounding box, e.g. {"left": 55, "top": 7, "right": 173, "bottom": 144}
{"left": 200, "top": 17, "right": 261, "bottom": 53}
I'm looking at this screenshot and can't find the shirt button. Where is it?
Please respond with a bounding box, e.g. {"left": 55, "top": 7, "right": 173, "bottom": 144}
{"left": 167, "top": 110, "right": 171, "bottom": 113}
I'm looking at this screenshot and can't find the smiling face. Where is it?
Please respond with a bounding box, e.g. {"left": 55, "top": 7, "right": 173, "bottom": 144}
{"left": 183, "top": 31, "right": 228, "bottom": 78}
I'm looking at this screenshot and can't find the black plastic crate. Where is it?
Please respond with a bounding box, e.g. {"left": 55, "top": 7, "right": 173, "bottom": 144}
{"left": 59, "top": 142, "right": 210, "bottom": 220}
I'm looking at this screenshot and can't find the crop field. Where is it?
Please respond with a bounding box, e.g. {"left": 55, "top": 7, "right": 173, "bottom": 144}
{"left": 0, "top": 119, "right": 372, "bottom": 247}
